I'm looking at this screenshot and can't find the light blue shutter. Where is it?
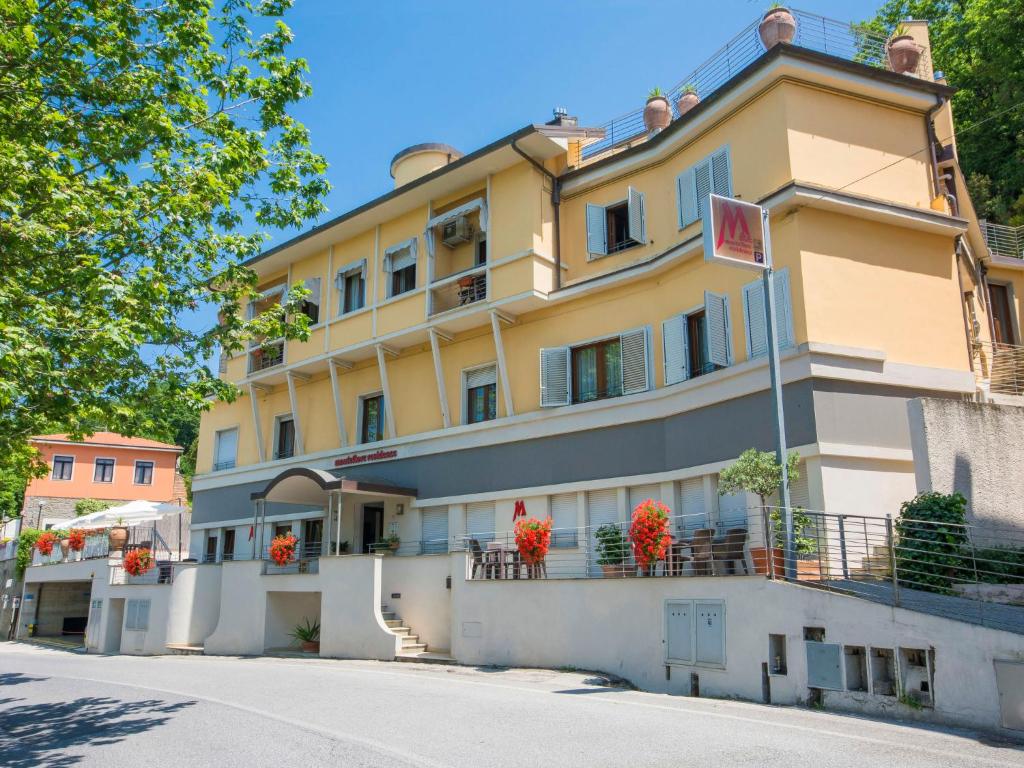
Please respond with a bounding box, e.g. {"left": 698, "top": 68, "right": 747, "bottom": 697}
{"left": 586, "top": 203, "right": 607, "bottom": 257}
{"left": 743, "top": 280, "right": 768, "bottom": 360}
{"left": 677, "top": 168, "right": 697, "bottom": 228}
{"left": 694, "top": 158, "right": 713, "bottom": 221}
{"left": 466, "top": 501, "right": 496, "bottom": 543}
{"left": 662, "top": 315, "right": 688, "bottom": 385}
{"left": 704, "top": 290, "right": 731, "bottom": 367}
{"left": 710, "top": 147, "right": 732, "bottom": 197}
{"left": 619, "top": 327, "right": 650, "bottom": 395}
{"left": 539, "top": 347, "right": 570, "bottom": 406}
{"left": 627, "top": 186, "right": 646, "bottom": 244}
{"left": 421, "top": 506, "right": 449, "bottom": 554}
{"left": 773, "top": 268, "right": 794, "bottom": 350}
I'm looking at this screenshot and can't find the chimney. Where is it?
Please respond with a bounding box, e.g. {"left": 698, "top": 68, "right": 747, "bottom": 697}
{"left": 389, "top": 143, "right": 463, "bottom": 189}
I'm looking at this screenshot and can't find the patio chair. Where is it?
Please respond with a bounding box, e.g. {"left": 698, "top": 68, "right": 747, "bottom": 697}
{"left": 712, "top": 528, "right": 749, "bottom": 575}
{"left": 690, "top": 529, "right": 715, "bottom": 576}
{"left": 467, "top": 538, "right": 495, "bottom": 579}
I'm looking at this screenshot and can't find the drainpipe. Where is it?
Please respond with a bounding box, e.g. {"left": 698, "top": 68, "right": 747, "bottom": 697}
{"left": 925, "top": 95, "right": 947, "bottom": 203}
{"left": 512, "top": 139, "right": 562, "bottom": 290}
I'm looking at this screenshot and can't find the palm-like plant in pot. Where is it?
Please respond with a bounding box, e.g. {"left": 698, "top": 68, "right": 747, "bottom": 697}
{"left": 595, "top": 524, "right": 631, "bottom": 577}
{"left": 643, "top": 87, "right": 672, "bottom": 134}
{"left": 291, "top": 618, "right": 321, "bottom": 654}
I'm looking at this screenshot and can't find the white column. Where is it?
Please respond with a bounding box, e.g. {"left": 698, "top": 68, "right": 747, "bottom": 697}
{"left": 329, "top": 359, "right": 351, "bottom": 447}
{"left": 375, "top": 344, "right": 398, "bottom": 439}
{"left": 489, "top": 310, "right": 515, "bottom": 417}
{"left": 286, "top": 372, "right": 305, "bottom": 455}
{"left": 248, "top": 383, "right": 265, "bottom": 463}
{"left": 335, "top": 493, "right": 344, "bottom": 556}
{"left": 428, "top": 328, "right": 451, "bottom": 428}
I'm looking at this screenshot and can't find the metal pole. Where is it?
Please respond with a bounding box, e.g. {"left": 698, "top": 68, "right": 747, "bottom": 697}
{"left": 838, "top": 515, "right": 849, "bottom": 579}
{"left": 761, "top": 208, "right": 793, "bottom": 579}
{"left": 885, "top": 513, "right": 900, "bottom": 607}
{"left": 251, "top": 500, "right": 259, "bottom": 560}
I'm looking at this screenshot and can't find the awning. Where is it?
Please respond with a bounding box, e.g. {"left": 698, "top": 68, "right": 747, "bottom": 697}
{"left": 51, "top": 500, "right": 190, "bottom": 529}
{"left": 250, "top": 466, "right": 417, "bottom": 505}
{"left": 424, "top": 197, "right": 487, "bottom": 256}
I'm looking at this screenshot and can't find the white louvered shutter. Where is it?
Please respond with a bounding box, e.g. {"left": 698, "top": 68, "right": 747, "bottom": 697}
{"left": 662, "top": 314, "right": 688, "bottom": 385}
{"left": 744, "top": 279, "right": 768, "bottom": 360}
{"left": 627, "top": 186, "right": 646, "bottom": 244}
{"left": 466, "top": 501, "right": 496, "bottom": 543}
{"left": 788, "top": 462, "right": 810, "bottom": 510}
{"left": 718, "top": 490, "right": 749, "bottom": 529}
{"left": 586, "top": 203, "right": 607, "bottom": 257}
{"left": 125, "top": 600, "right": 137, "bottom": 630}
{"left": 619, "top": 327, "right": 650, "bottom": 395}
{"left": 587, "top": 488, "right": 620, "bottom": 575}
{"left": 710, "top": 146, "right": 732, "bottom": 197}
{"left": 215, "top": 428, "right": 238, "bottom": 468}
{"left": 694, "top": 158, "right": 712, "bottom": 221}
{"left": 421, "top": 506, "right": 449, "bottom": 554}
{"left": 539, "top": 347, "right": 570, "bottom": 407}
{"left": 550, "top": 492, "right": 578, "bottom": 548}
{"left": 704, "top": 290, "right": 731, "bottom": 367}
{"left": 465, "top": 364, "right": 496, "bottom": 389}
{"left": 677, "top": 477, "right": 708, "bottom": 533}
{"left": 678, "top": 168, "right": 698, "bottom": 228}
{"left": 773, "top": 268, "right": 794, "bottom": 350}
{"left": 628, "top": 484, "right": 661, "bottom": 516}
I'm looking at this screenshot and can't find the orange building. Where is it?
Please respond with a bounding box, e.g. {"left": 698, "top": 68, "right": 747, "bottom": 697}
{"left": 23, "top": 433, "right": 185, "bottom": 528}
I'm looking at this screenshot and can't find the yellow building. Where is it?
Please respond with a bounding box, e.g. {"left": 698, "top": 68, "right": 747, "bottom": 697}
{"left": 190, "top": 16, "right": 1012, "bottom": 567}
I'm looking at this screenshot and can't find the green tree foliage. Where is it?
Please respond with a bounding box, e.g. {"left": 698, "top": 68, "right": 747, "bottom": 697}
{"left": 0, "top": 1, "right": 330, "bottom": 477}
{"left": 894, "top": 491, "right": 970, "bottom": 593}
{"left": 74, "top": 498, "right": 113, "bottom": 517}
{"left": 861, "top": 0, "right": 1024, "bottom": 224}
{"left": 15, "top": 528, "right": 42, "bottom": 577}
{"left": 717, "top": 448, "right": 800, "bottom": 506}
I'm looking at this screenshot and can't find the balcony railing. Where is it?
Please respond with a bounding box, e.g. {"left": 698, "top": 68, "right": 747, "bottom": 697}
{"left": 974, "top": 340, "right": 1024, "bottom": 397}
{"left": 0, "top": 539, "right": 16, "bottom": 561}
{"left": 248, "top": 341, "right": 284, "bottom": 373}
{"left": 30, "top": 533, "right": 110, "bottom": 567}
{"left": 110, "top": 562, "right": 175, "bottom": 585}
{"left": 982, "top": 221, "right": 1024, "bottom": 260}
{"left": 430, "top": 269, "right": 487, "bottom": 315}
{"left": 261, "top": 538, "right": 321, "bottom": 574}
{"left": 581, "top": 9, "right": 920, "bottom": 161}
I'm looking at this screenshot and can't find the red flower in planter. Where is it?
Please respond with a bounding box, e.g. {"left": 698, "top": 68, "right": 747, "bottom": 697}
{"left": 629, "top": 499, "right": 672, "bottom": 571}
{"left": 35, "top": 531, "right": 58, "bottom": 556}
{"left": 269, "top": 534, "right": 297, "bottom": 567}
{"left": 67, "top": 529, "right": 86, "bottom": 552}
{"left": 124, "top": 548, "right": 155, "bottom": 576}
{"left": 514, "top": 517, "right": 552, "bottom": 566}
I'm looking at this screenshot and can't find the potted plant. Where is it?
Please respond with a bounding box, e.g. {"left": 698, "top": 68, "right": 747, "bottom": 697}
{"left": 718, "top": 448, "right": 801, "bottom": 575}
{"left": 67, "top": 529, "right": 86, "bottom": 554}
{"left": 108, "top": 518, "right": 129, "bottom": 553}
{"left": 35, "top": 531, "right": 57, "bottom": 557}
{"left": 595, "top": 523, "right": 630, "bottom": 577}
{"left": 886, "top": 24, "right": 921, "bottom": 74}
{"left": 269, "top": 533, "right": 297, "bottom": 566}
{"left": 758, "top": 4, "right": 797, "bottom": 49}
{"left": 124, "top": 547, "right": 154, "bottom": 577}
{"left": 675, "top": 84, "right": 700, "bottom": 117}
{"left": 629, "top": 499, "right": 672, "bottom": 576}
{"left": 514, "top": 516, "right": 552, "bottom": 577}
{"left": 59, "top": 534, "right": 70, "bottom": 558}
{"left": 291, "top": 618, "right": 321, "bottom": 653}
{"left": 643, "top": 88, "right": 672, "bottom": 134}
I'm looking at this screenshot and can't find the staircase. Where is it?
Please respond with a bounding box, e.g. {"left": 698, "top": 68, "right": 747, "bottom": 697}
{"left": 381, "top": 603, "right": 454, "bottom": 664}
{"left": 849, "top": 545, "right": 892, "bottom": 578}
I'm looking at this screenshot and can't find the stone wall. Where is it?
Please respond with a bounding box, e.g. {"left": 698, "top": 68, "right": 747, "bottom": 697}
{"left": 907, "top": 398, "right": 1024, "bottom": 543}
{"left": 21, "top": 495, "right": 122, "bottom": 524}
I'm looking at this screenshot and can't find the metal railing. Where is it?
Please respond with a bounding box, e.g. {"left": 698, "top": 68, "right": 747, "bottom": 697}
{"left": 973, "top": 339, "right": 1024, "bottom": 397}
{"left": 982, "top": 221, "right": 1024, "bottom": 260}
{"left": 261, "top": 538, "right": 321, "bottom": 575}
{"left": 30, "top": 533, "right": 110, "bottom": 567}
{"left": 248, "top": 341, "right": 284, "bottom": 373}
{"left": 430, "top": 270, "right": 487, "bottom": 315}
{"left": 109, "top": 561, "right": 175, "bottom": 585}
{"left": 581, "top": 9, "right": 916, "bottom": 161}
{"left": 0, "top": 539, "right": 16, "bottom": 561}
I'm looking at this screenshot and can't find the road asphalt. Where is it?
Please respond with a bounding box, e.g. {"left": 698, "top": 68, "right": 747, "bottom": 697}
{"left": 0, "top": 643, "right": 1021, "bottom": 767}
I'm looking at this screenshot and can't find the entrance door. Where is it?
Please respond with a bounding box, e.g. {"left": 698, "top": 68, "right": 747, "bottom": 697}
{"left": 104, "top": 598, "right": 125, "bottom": 654}
{"left": 990, "top": 283, "right": 1017, "bottom": 345}
{"left": 361, "top": 504, "right": 384, "bottom": 553}
{"left": 303, "top": 519, "right": 323, "bottom": 558}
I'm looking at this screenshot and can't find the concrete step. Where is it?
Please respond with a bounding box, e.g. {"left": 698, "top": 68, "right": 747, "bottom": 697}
{"left": 390, "top": 626, "right": 412, "bottom": 636}
{"left": 381, "top": 611, "right": 399, "bottom": 621}
{"left": 400, "top": 641, "right": 426, "bottom": 653}
{"left": 396, "top": 649, "right": 455, "bottom": 665}
{"left": 165, "top": 643, "right": 204, "bottom": 656}
{"left": 400, "top": 635, "right": 421, "bottom": 647}
{"left": 384, "top": 619, "right": 405, "bottom": 629}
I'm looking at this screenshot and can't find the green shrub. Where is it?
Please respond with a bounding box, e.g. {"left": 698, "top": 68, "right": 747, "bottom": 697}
{"left": 16, "top": 528, "right": 43, "bottom": 577}
{"left": 894, "top": 492, "right": 969, "bottom": 594}
{"left": 595, "top": 524, "right": 627, "bottom": 566}
{"left": 75, "top": 498, "right": 113, "bottom": 517}
{"left": 973, "top": 546, "right": 1024, "bottom": 584}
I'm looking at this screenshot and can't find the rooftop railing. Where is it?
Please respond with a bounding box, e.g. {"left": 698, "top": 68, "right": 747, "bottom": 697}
{"left": 981, "top": 221, "right": 1024, "bottom": 260}
{"left": 973, "top": 339, "right": 1024, "bottom": 397}
{"left": 581, "top": 9, "right": 919, "bottom": 161}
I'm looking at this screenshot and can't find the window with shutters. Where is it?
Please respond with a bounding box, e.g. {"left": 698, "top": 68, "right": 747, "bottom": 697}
{"left": 677, "top": 477, "right": 708, "bottom": 533}
{"left": 677, "top": 146, "right": 732, "bottom": 229}
{"left": 662, "top": 294, "right": 731, "bottom": 385}
{"left": 125, "top": 599, "right": 151, "bottom": 631}
{"left": 466, "top": 501, "right": 496, "bottom": 543}
{"left": 383, "top": 239, "right": 417, "bottom": 298}
{"left": 273, "top": 415, "right": 295, "bottom": 459}
{"left": 359, "top": 394, "right": 385, "bottom": 444}
{"left": 743, "top": 268, "right": 794, "bottom": 360}
{"left": 464, "top": 364, "right": 497, "bottom": 424}
{"left": 586, "top": 187, "right": 646, "bottom": 258}
{"left": 299, "top": 277, "right": 321, "bottom": 324}
{"left": 421, "top": 506, "right": 449, "bottom": 554}
{"left": 213, "top": 427, "right": 238, "bottom": 471}
{"left": 549, "top": 492, "right": 578, "bottom": 548}
{"left": 542, "top": 328, "right": 650, "bottom": 407}
{"left": 336, "top": 260, "right": 367, "bottom": 315}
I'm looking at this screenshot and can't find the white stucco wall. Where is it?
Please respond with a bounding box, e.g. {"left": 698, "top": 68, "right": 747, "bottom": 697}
{"left": 319, "top": 555, "right": 399, "bottom": 660}
{"left": 908, "top": 398, "right": 1024, "bottom": 542}
{"left": 166, "top": 562, "right": 222, "bottom": 646}
{"left": 451, "top": 569, "right": 1024, "bottom": 732}
{"left": 381, "top": 554, "right": 452, "bottom": 651}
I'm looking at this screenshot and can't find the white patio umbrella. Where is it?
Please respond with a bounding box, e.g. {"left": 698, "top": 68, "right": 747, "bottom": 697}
{"left": 52, "top": 500, "right": 189, "bottom": 529}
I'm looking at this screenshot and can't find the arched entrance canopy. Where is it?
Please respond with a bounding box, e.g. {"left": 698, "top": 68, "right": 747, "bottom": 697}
{"left": 250, "top": 467, "right": 417, "bottom": 505}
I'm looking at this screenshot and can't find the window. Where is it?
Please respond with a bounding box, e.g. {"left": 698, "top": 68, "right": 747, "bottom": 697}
{"left": 990, "top": 283, "right": 1017, "bottom": 345}
{"left": 384, "top": 239, "right": 417, "bottom": 298}
{"left": 336, "top": 260, "right": 366, "bottom": 315}
{"left": 360, "top": 394, "right": 385, "bottom": 444}
{"left": 93, "top": 458, "right": 115, "bottom": 483}
{"left": 274, "top": 415, "right": 295, "bottom": 459}
{"left": 476, "top": 237, "right": 487, "bottom": 266}
{"left": 586, "top": 187, "right": 646, "bottom": 258}
{"left": 222, "top": 529, "right": 236, "bottom": 560}
{"left": 677, "top": 146, "right": 732, "bottom": 228}
{"left": 125, "top": 599, "right": 151, "bottom": 631}
{"left": 662, "top": 291, "right": 732, "bottom": 385}
{"left": 550, "top": 492, "right": 578, "bottom": 548}
{"left": 205, "top": 534, "right": 218, "bottom": 563}
{"left": 421, "top": 506, "right": 449, "bottom": 554}
{"left": 213, "top": 427, "right": 238, "bottom": 471}
{"left": 540, "top": 327, "right": 650, "bottom": 407}
{"left": 299, "top": 277, "right": 321, "bottom": 324}
{"left": 247, "top": 284, "right": 286, "bottom": 372}
{"left": 466, "top": 501, "right": 496, "bottom": 544}
{"left": 51, "top": 455, "right": 74, "bottom": 481}
{"left": 742, "top": 268, "right": 794, "bottom": 360}
{"left": 464, "top": 365, "right": 497, "bottom": 424}
{"left": 133, "top": 460, "right": 154, "bottom": 485}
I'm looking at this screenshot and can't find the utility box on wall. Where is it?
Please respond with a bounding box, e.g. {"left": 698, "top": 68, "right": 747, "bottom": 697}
{"left": 806, "top": 641, "right": 843, "bottom": 690}
{"left": 664, "top": 599, "right": 726, "bottom": 668}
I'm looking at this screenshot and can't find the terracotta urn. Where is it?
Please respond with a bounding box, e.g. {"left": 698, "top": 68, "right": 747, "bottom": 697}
{"left": 759, "top": 7, "right": 797, "bottom": 48}
{"left": 675, "top": 92, "right": 700, "bottom": 117}
{"left": 109, "top": 525, "right": 129, "bottom": 552}
{"left": 301, "top": 640, "right": 320, "bottom": 654}
{"left": 887, "top": 35, "right": 921, "bottom": 74}
{"left": 59, "top": 538, "right": 70, "bottom": 557}
{"left": 643, "top": 96, "right": 672, "bottom": 134}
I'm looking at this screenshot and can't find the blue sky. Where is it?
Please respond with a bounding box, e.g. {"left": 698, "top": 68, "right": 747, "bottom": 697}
{"left": 191, "top": 0, "right": 884, "bottom": 362}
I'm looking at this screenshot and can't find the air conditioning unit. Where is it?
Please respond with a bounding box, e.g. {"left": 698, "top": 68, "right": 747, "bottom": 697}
{"left": 441, "top": 216, "right": 473, "bottom": 247}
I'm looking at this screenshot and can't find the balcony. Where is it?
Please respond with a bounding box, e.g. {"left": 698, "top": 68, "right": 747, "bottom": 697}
{"left": 248, "top": 341, "right": 284, "bottom": 374}
{"left": 982, "top": 221, "right": 1024, "bottom": 261}
{"left": 429, "top": 267, "right": 487, "bottom": 316}
{"left": 974, "top": 340, "right": 1024, "bottom": 397}
{"left": 580, "top": 9, "right": 929, "bottom": 162}
{"left": 261, "top": 538, "right": 322, "bottom": 575}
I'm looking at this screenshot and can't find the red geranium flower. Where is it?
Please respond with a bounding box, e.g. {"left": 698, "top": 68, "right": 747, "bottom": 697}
{"left": 514, "top": 517, "right": 553, "bottom": 566}
{"left": 124, "top": 548, "right": 155, "bottom": 576}
{"left": 629, "top": 499, "right": 671, "bottom": 571}
{"left": 269, "top": 534, "right": 297, "bottom": 567}
{"left": 35, "top": 531, "right": 58, "bottom": 556}
{"left": 67, "top": 529, "right": 86, "bottom": 552}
